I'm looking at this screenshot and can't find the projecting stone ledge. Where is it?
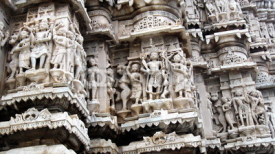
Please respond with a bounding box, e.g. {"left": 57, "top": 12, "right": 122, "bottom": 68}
{"left": 121, "top": 110, "right": 199, "bottom": 133}
{"left": 0, "top": 86, "right": 89, "bottom": 118}
{"left": 0, "top": 144, "right": 76, "bottom": 154}
{"left": 120, "top": 132, "right": 204, "bottom": 154}
{"left": 0, "top": 108, "right": 90, "bottom": 151}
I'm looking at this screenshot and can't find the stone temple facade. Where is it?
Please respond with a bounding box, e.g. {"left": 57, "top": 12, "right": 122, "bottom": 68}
{"left": 0, "top": 0, "right": 275, "bottom": 153}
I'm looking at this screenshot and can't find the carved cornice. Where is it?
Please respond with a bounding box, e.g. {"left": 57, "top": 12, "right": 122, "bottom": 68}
{"left": 1, "top": 86, "right": 89, "bottom": 118}
{"left": 121, "top": 110, "right": 198, "bottom": 132}
{"left": 0, "top": 108, "right": 90, "bottom": 150}
{"left": 120, "top": 132, "right": 202, "bottom": 154}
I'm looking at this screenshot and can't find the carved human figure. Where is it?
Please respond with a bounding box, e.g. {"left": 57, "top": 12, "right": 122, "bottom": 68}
{"left": 247, "top": 90, "right": 265, "bottom": 125}
{"left": 222, "top": 97, "right": 235, "bottom": 130}
{"left": 0, "top": 22, "right": 10, "bottom": 47}
{"left": 31, "top": 19, "right": 52, "bottom": 70}
{"left": 207, "top": 93, "right": 214, "bottom": 119}
{"left": 211, "top": 92, "right": 227, "bottom": 133}
{"left": 127, "top": 62, "right": 143, "bottom": 105}
{"left": 87, "top": 57, "right": 100, "bottom": 100}
{"left": 267, "top": 23, "right": 275, "bottom": 38}
{"left": 106, "top": 68, "right": 115, "bottom": 108}
{"left": 51, "top": 22, "right": 67, "bottom": 69}
{"left": 11, "top": 26, "right": 32, "bottom": 74}
{"left": 216, "top": 0, "right": 227, "bottom": 13}
{"left": 205, "top": 0, "right": 217, "bottom": 16}
{"left": 116, "top": 64, "right": 131, "bottom": 110}
{"left": 6, "top": 33, "right": 19, "bottom": 80}
{"left": 65, "top": 30, "right": 76, "bottom": 73}
{"left": 74, "top": 34, "right": 86, "bottom": 82}
{"left": 141, "top": 51, "right": 163, "bottom": 100}
{"left": 232, "top": 90, "right": 252, "bottom": 126}
{"left": 170, "top": 54, "right": 188, "bottom": 98}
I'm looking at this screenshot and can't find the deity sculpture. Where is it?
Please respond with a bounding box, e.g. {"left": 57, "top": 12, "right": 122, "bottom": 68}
{"left": 127, "top": 62, "right": 143, "bottom": 105}
{"left": 247, "top": 90, "right": 265, "bottom": 125}
{"left": 87, "top": 57, "right": 100, "bottom": 100}
{"left": 170, "top": 53, "right": 188, "bottom": 98}
{"left": 205, "top": 0, "right": 217, "bottom": 16}
{"left": 51, "top": 22, "right": 67, "bottom": 70}
{"left": 11, "top": 25, "right": 32, "bottom": 74}
{"left": 211, "top": 92, "right": 227, "bottom": 133}
{"left": 141, "top": 51, "right": 164, "bottom": 100}
{"left": 267, "top": 23, "right": 275, "bottom": 38}
{"left": 31, "top": 19, "right": 52, "bottom": 70}
{"left": 216, "top": 0, "right": 227, "bottom": 13}
{"left": 222, "top": 97, "right": 235, "bottom": 130}
{"left": 116, "top": 64, "right": 131, "bottom": 110}
{"left": 0, "top": 21, "right": 10, "bottom": 47}
{"left": 74, "top": 34, "right": 86, "bottom": 82}
{"left": 233, "top": 90, "right": 248, "bottom": 126}
{"left": 6, "top": 32, "right": 19, "bottom": 80}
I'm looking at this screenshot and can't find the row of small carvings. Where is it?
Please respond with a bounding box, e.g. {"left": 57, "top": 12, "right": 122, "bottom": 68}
{"left": 0, "top": 108, "right": 90, "bottom": 148}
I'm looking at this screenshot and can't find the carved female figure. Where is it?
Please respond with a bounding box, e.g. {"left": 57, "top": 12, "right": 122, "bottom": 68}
{"left": 222, "top": 97, "right": 235, "bottom": 130}
{"left": 87, "top": 57, "right": 100, "bottom": 100}
{"left": 6, "top": 32, "right": 19, "bottom": 80}
{"left": 170, "top": 54, "right": 188, "bottom": 98}
{"left": 211, "top": 93, "right": 227, "bottom": 133}
{"left": 127, "top": 62, "right": 143, "bottom": 105}
{"left": 141, "top": 51, "right": 163, "bottom": 100}
{"left": 11, "top": 26, "right": 32, "bottom": 74}
{"left": 116, "top": 64, "right": 131, "bottom": 110}
{"left": 0, "top": 21, "right": 10, "bottom": 47}
{"left": 51, "top": 23, "right": 67, "bottom": 69}
{"left": 74, "top": 34, "right": 86, "bottom": 81}
{"left": 233, "top": 90, "right": 251, "bottom": 126}
{"left": 31, "top": 19, "right": 52, "bottom": 70}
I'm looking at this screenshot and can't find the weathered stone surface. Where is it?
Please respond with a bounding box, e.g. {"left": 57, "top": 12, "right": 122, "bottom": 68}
{"left": 0, "top": 0, "right": 275, "bottom": 153}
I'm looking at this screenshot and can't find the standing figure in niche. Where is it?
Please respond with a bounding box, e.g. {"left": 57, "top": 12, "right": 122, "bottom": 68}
{"left": 216, "top": 0, "right": 227, "bottom": 13}
{"left": 11, "top": 25, "right": 32, "bottom": 74}
{"left": 141, "top": 51, "right": 163, "bottom": 100}
{"left": 51, "top": 22, "right": 67, "bottom": 69}
{"left": 0, "top": 21, "right": 10, "bottom": 47}
{"left": 211, "top": 92, "right": 227, "bottom": 133}
{"left": 6, "top": 32, "right": 19, "bottom": 80}
{"left": 170, "top": 53, "right": 188, "bottom": 98}
{"left": 222, "top": 97, "right": 235, "bottom": 130}
{"left": 127, "top": 62, "right": 143, "bottom": 105}
{"left": 116, "top": 64, "right": 131, "bottom": 110}
{"left": 233, "top": 90, "right": 251, "bottom": 126}
{"left": 106, "top": 68, "right": 115, "bottom": 108}
{"left": 65, "top": 31, "right": 76, "bottom": 73}
{"left": 87, "top": 57, "right": 100, "bottom": 100}
{"left": 205, "top": 0, "right": 217, "bottom": 16}
{"left": 74, "top": 34, "right": 86, "bottom": 82}
{"left": 247, "top": 90, "right": 265, "bottom": 125}
{"left": 31, "top": 19, "right": 52, "bottom": 70}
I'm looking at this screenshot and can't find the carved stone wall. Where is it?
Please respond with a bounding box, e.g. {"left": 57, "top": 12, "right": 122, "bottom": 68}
{"left": 0, "top": 0, "right": 275, "bottom": 154}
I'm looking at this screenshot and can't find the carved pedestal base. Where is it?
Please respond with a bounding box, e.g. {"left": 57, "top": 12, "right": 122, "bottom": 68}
{"left": 87, "top": 99, "right": 100, "bottom": 114}
{"left": 142, "top": 99, "right": 172, "bottom": 113}
{"left": 5, "top": 78, "right": 16, "bottom": 90}
{"left": 239, "top": 125, "right": 255, "bottom": 137}
{"left": 131, "top": 104, "right": 143, "bottom": 116}
{"left": 72, "top": 79, "right": 85, "bottom": 94}
{"left": 16, "top": 73, "right": 26, "bottom": 87}
{"left": 117, "top": 110, "right": 131, "bottom": 120}
{"left": 217, "top": 132, "right": 228, "bottom": 142}
{"left": 25, "top": 69, "right": 48, "bottom": 83}
{"left": 173, "top": 97, "right": 194, "bottom": 110}
{"left": 50, "top": 68, "right": 65, "bottom": 83}
{"left": 228, "top": 128, "right": 239, "bottom": 139}
{"left": 256, "top": 125, "right": 271, "bottom": 138}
